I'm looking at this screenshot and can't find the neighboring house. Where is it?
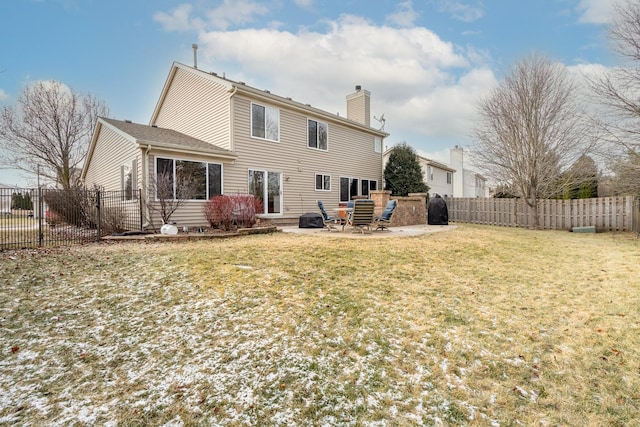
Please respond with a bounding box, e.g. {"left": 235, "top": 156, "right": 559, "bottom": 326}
{"left": 382, "top": 145, "right": 487, "bottom": 199}
{"left": 449, "top": 146, "right": 488, "bottom": 198}
{"left": 0, "top": 183, "right": 18, "bottom": 215}
{"left": 82, "top": 62, "right": 388, "bottom": 227}
{"left": 418, "top": 156, "right": 455, "bottom": 198}
{"left": 382, "top": 150, "right": 455, "bottom": 198}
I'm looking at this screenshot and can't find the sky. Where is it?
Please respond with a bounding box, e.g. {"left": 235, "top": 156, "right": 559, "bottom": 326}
{"left": 0, "top": 0, "right": 619, "bottom": 186}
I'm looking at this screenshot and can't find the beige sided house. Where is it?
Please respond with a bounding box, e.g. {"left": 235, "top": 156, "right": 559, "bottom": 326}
{"left": 82, "top": 62, "right": 388, "bottom": 227}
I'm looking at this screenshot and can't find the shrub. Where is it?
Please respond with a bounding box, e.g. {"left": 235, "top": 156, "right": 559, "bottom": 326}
{"left": 100, "top": 207, "right": 127, "bottom": 235}
{"left": 204, "top": 195, "right": 263, "bottom": 231}
{"left": 43, "top": 187, "right": 96, "bottom": 228}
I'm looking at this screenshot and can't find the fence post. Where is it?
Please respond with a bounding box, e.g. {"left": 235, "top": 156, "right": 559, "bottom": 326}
{"left": 38, "top": 187, "right": 44, "bottom": 247}
{"left": 139, "top": 189, "right": 144, "bottom": 231}
{"left": 96, "top": 189, "right": 101, "bottom": 242}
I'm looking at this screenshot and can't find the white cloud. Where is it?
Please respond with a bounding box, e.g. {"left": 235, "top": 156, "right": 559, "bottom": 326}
{"left": 576, "top": 0, "right": 614, "bottom": 24}
{"left": 188, "top": 14, "right": 495, "bottom": 149}
{"left": 205, "top": 0, "right": 269, "bottom": 30}
{"left": 0, "top": 89, "right": 9, "bottom": 102}
{"left": 437, "top": 0, "right": 485, "bottom": 23}
{"left": 386, "top": 0, "right": 419, "bottom": 28}
{"left": 154, "top": 4, "right": 199, "bottom": 32}
{"left": 293, "top": 0, "right": 314, "bottom": 9}
{"left": 154, "top": 1, "right": 269, "bottom": 32}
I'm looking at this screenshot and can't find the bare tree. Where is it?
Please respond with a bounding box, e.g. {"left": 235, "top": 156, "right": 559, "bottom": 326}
{"left": 147, "top": 171, "right": 200, "bottom": 228}
{"left": 0, "top": 81, "right": 108, "bottom": 189}
{"left": 471, "top": 54, "right": 590, "bottom": 228}
{"left": 589, "top": 0, "right": 640, "bottom": 191}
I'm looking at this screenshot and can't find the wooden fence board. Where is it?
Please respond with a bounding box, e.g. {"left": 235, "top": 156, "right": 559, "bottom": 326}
{"left": 444, "top": 196, "right": 637, "bottom": 232}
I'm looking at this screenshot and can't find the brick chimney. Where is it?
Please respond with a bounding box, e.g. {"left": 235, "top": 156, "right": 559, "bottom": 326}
{"left": 346, "top": 85, "right": 370, "bottom": 127}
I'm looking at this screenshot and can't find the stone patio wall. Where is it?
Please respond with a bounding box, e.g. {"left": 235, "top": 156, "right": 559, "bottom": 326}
{"left": 370, "top": 190, "right": 427, "bottom": 226}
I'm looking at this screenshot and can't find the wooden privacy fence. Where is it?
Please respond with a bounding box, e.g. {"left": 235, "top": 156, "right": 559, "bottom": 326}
{"left": 445, "top": 196, "right": 636, "bottom": 232}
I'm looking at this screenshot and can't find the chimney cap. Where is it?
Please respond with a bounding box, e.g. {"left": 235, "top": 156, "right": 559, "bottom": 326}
{"left": 355, "top": 85, "right": 362, "bottom": 91}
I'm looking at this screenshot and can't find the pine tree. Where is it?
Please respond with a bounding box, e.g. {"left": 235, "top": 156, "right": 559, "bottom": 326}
{"left": 384, "top": 143, "right": 429, "bottom": 196}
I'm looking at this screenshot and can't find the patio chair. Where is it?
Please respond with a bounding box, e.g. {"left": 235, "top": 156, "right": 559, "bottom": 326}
{"left": 345, "top": 199, "right": 376, "bottom": 234}
{"left": 373, "top": 199, "right": 397, "bottom": 231}
{"left": 317, "top": 200, "right": 343, "bottom": 232}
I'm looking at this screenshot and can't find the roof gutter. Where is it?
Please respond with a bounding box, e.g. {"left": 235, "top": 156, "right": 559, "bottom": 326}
{"left": 137, "top": 141, "right": 237, "bottom": 160}
{"left": 232, "top": 85, "right": 389, "bottom": 138}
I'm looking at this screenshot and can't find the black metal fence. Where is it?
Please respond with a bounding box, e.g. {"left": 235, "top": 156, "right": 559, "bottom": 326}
{"left": 0, "top": 187, "right": 143, "bottom": 251}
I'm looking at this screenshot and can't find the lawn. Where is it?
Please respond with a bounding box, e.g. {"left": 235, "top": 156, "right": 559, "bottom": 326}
{"left": 1, "top": 225, "right": 639, "bottom": 426}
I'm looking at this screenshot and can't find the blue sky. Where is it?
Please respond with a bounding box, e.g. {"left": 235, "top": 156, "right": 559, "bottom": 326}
{"left": 0, "top": 0, "right": 617, "bottom": 186}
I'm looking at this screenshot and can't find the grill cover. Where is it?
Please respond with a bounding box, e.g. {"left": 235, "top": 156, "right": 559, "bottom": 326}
{"left": 298, "top": 212, "right": 324, "bottom": 228}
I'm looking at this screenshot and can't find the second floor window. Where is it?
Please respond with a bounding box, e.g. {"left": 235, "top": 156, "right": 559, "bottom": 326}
{"left": 374, "top": 136, "right": 382, "bottom": 153}
{"left": 252, "top": 103, "right": 279, "bottom": 142}
{"left": 447, "top": 172, "right": 452, "bottom": 184}
{"left": 308, "top": 119, "right": 328, "bottom": 150}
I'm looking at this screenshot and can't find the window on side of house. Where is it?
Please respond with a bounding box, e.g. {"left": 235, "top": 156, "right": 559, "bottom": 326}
{"left": 447, "top": 172, "right": 452, "bottom": 184}
{"left": 251, "top": 102, "right": 280, "bottom": 142}
{"left": 340, "top": 177, "right": 364, "bottom": 202}
{"left": 361, "top": 179, "right": 370, "bottom": 197}
{"left": 374, "top": 136, "right": 382, "bottom": 153}
{"left": 121, "top": 159, "right": 137, "bottom": 200}
{"left": 360, "top": 179, "right": 378, "bottom": 198}
{"left": 315, "top": 173, "right": 331, "bottom": 191}
{"left": 155, "top": 157, "right": 222, "bottom": 200}
{"left": 308, "top": 119, "right": 328, "bottom": 150}
{"left": 428, "top": 166, "right": 434, "bottom": 181}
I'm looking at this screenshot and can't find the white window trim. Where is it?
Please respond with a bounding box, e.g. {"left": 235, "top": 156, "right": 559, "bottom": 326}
{"left": 251, "top": 102, "right": 280, "bottom": 143}
{"left": 248, "top": 168, "right": 283, "bottom": 216}
{"left": 315, "top": 173, "right": 331, "bottom": 192}
{"left": 120, "top": 159, "right": 137, "bottom": 201}
{"left": 154, "top": 156, "right": 223, "bottom": 201}
{"left": 307, "top": 118, "right": 329, "bottom": 151}
{"left": 374, "top": 136, "right": 382, "bottom": 153}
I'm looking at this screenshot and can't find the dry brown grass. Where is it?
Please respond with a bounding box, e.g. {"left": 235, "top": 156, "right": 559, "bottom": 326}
{"left": 1, "top": 224, "right": 639, "bottom": 426}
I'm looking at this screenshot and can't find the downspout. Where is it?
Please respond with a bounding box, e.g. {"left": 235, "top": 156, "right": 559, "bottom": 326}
{"left": 142, "top": 144, "right": 152, "bottom": 228}
{"left": 228, "top": 85, "right": 238, "bottom": 152}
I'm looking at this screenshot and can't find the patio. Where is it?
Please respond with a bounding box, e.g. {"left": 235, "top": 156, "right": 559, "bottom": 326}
{"left": 280, "top": 223, "right": 456, "bottom": 238}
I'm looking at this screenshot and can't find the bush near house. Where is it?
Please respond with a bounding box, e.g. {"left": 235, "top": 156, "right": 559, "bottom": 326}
{"left": 204, "top": 194, "right": 263, "bottom": 231}
{"left": 43, "top": 187, "right": 97, "bottom": 228}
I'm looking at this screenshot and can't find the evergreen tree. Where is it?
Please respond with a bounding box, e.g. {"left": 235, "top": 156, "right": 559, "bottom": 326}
{"left": 11, "top": 192, "right": 34, "bottom": 210}
{"left": 384, "top": 143, "right": 429, "bottom": 196}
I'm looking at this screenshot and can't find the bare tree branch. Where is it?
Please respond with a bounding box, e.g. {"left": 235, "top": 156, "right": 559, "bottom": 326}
{"left": 0, "top": 81, "right": 108, "bottom": 189}
{"left": 147, "top": 171, "right": 200, "bottom": 227}
{"left": 586, "top": 0, "right": 640, "bottom": 194}
{"left": 470, "top": 54, "right": 592, "bottom": 228}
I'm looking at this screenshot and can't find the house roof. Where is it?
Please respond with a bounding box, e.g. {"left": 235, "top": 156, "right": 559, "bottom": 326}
{"left": 100, "top": 118, "right": 236, "bottom": 157}
{"left": 417, "top": 156, "right": 456, "bottom": 173}
{"left": 151, "top": 62, "right": 389, "bottom": 139}
{"left": 81, "top": 118, "right": 236, "bottom": 181}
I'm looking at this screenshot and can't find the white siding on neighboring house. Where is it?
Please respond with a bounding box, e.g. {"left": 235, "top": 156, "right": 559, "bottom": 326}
{"left": 462, "top": 170, "right": 488, "bottom": 198}
{"left": 84, "top": 124, "right": 140, "bottom": 191}
{"left": 449, "top": 145, "right": 488, "bottom": 198}
{"left": 382, "top": 150, "right": 455, "bottom": 198}
{"left": 153, "top": 66, "right": 232, "bottom": 150}
{"left": 420, "top": 159, "right": 454, "bottom": 198}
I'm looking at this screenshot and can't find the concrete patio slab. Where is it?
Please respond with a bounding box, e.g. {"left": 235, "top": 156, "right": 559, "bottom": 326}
{"left": 280, "top": 224, "right": 456, "bottom": 238}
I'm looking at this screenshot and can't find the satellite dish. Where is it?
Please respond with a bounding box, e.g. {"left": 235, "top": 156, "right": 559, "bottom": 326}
{"left": 373, "top": 113, "right": 386, "bottom": 130}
